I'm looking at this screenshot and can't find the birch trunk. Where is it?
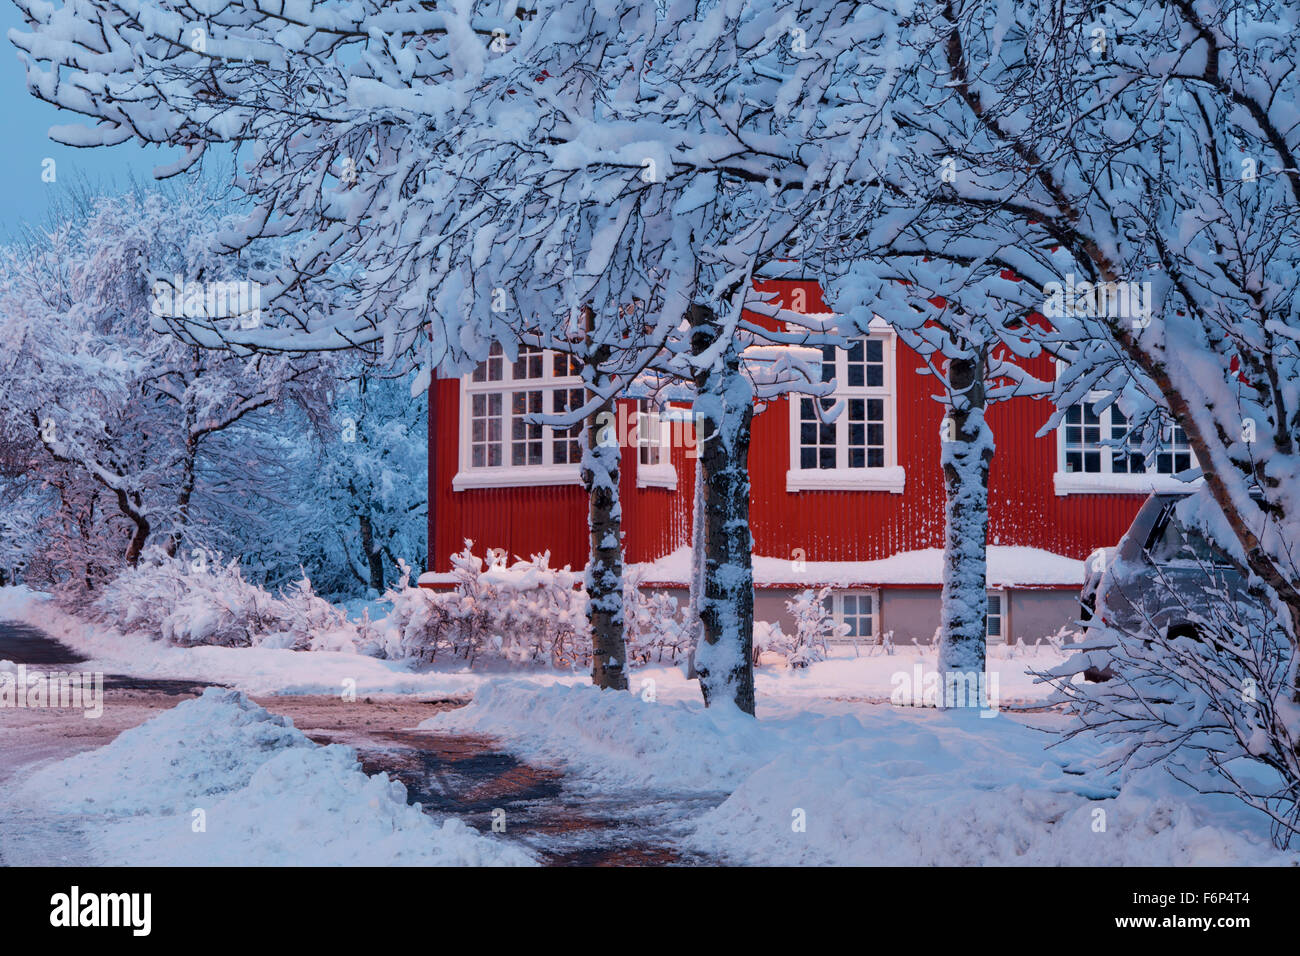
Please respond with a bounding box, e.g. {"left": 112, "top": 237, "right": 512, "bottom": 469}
{"left": 582, "top": 332, "right": 628, "bottom": 691}
{"left": 689, "top": 305, "right": 756, "bottom": 715}
{"left": 937, "top": 351, "right": 994, "bottom": 707}
{"left": 685, "top": 448, "right": 705, "bottom": 679}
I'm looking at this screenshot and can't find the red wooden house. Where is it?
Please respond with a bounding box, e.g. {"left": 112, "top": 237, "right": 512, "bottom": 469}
{"left": 422, "top": 279, "right": 1196, "bottom": 645}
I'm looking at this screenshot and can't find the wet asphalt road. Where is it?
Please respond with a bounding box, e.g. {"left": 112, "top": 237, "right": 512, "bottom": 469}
{"left": 0, "top": 620, "right": 722, "bottom": 866}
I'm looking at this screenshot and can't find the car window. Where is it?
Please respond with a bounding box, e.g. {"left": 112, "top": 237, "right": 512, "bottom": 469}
{"left": 1145, "top": 506, "right": 1234, "bottom": 567}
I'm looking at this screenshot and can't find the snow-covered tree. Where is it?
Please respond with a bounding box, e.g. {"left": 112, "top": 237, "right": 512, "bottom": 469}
{"left": 663, "top": 0, "right": 1300, "bottom": 727}
{"left": 0, "top": 189, "right": 325, "bottom": 589}
{"left": 9, "top": 0, "right": 846, "bottom": 711}
{"left": 306, "top": 365, "right": 427, "bottom": 596}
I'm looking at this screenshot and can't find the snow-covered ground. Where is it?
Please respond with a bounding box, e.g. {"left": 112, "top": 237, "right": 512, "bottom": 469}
{"left": 423, "top": 681, "right": 1293, "bottom": 866}
{"left": 4, "top": 585, "right": 1295, "bottom": 866}
{"left": 0, "top": 585, "right": 1067, "bottom": 705}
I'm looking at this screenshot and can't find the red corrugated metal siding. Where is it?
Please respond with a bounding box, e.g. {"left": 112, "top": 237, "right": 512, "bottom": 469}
{"left": 428, "top": 281, "right": 1147, "bottom": 573}
{"left": 623, "top": 436, "right": 696, "bottom": 564}
{"left": 431, "top": 382, "right": 695, "bottom": 572}
{"left": 431, "top": 377, "right": 587, "bottom": 572}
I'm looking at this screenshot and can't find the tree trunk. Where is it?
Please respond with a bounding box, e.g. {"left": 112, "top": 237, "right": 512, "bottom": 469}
{"left": 359, "top": 512, "right": 385, "bottom": 593}
{"left": 120, "top": 494, "right": 150, "bottom": 568}
{"left": 685, "top": 448, "right": 705, "bottom": 679}
{"left": 582, "top": 325, "right": 628, "bottom": 691}
{"left": 689, "top": 304, "right": 757, "bottom": 716}
{"left": 167, "top": 431, "right": 198, "bottom": 559}
{"left": 937, "top": 350, "right": 994, "bottom": 706}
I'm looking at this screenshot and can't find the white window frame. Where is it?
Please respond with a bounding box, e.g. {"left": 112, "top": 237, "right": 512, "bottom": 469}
{"left": 824, "top": 589, "right": 879, "bottom": 642}
{"left": 985, "top": 590, "right": 1007, "bottom": 644}
{"left": 1053, "top": 391, "right": 1202, "bottom": 496}
{"left": 787, "top": 326, "right": 905, "bottom": 493}
{"left": 634, "top": 399, "right": 677, "bottom": 490}
{"left": 453, "top": 344, "right": 586, "bottom": 490}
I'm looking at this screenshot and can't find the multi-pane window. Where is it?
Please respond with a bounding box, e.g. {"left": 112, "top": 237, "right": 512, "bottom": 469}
{"left": 551, "top": 387, "right": 584, "bottom": 465}
{"left": 823, "top": 590, "right": 877, "bottom": 641}
{"left": 511, "top": 390, "right": 543, "bottom": 465}
{"left": 464, "top": 343, "right": 584, "bottom": 474}
{"left": 470, "top": 392, "right": 504, "bottom": 467}
{"left": 1061, "top": 400, "right": 1194, "bottom": 476}
{"left": 796, "top": 336, "right": 891, "bottom": 472}
{"left": 636, "top": 400, "right": 664, "bottom": 467}
{"left": 985, "top": 592, "right": 1004, "bottom": 642}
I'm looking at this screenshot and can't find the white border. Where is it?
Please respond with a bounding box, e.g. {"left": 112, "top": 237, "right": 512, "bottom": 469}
{"left": 637, "top": 462, "right": 678, "bottom": 490}
{"left": 1053, "top": 471, "right": 1201, "bottom": 496}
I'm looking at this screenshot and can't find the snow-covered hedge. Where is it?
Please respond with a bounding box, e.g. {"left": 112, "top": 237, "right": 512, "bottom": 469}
{"left": 373, "top": 545, "right": 694, "bottom": 669}
{"left": 375, "top": 548, "right": 589, "bottom": 667}
{"left": 90, "top": 550, "right": 359, "bottom": 651}
{"left": 88, "top": 542, "right": 777, "bottom": 673}
{"left": 623, "top": 567, "right": 693, "bottom": 665}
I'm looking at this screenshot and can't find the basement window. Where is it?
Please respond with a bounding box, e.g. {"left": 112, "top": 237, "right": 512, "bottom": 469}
{"left": 985, "top": 591, "right": 1004, "bottom": 643}
{"left": 823, "top": 589, "right": 878, "bottom": 641}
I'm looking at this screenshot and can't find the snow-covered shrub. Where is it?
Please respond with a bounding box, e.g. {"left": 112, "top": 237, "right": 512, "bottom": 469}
{"left": 90, "top": 549, "right": 358, "bottom": 651}
{"left": 377, "top": 545, "right": 591, "bottom": 668}
{"left": 1043, "top": 624, "right": 1083, "bottom": 652}
{"left": 865, "top": 630, "right": 896, "bottom": 657}
{"left": 376, "top": 548, "right": 698, "bottom": 670}
{"left": 752, "top": 620, "right": 788, "bottom": 665}
{"left": 1040, "top": 572, "right": 1300, "bottom": 849}
{"left": 623, "top": 568, "right": 692, "bottom": 665}
{"left": 779, "top": 588, "right": 846, "bottom": 668}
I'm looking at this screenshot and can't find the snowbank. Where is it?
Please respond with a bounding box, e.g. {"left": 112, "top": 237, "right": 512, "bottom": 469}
{"left": 425, "top": 680, "right": 768, "bottom": 792}
{"left": 688, "top": 731, "right": 1282, "bottom": 866}
{"left": 632, "top": 544, "right": 1086, "bottom": 587}
{"left": 20, "top": 688, "right": 535, "bottom": 866}
{"left": 423, "top": 681, "right": 1291, "bottom": 866}
{"left": 0, "top": 584, "right": 557, "bottom": 697}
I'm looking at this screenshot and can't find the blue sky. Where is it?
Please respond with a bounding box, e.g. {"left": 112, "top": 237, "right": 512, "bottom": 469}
{"left": 0, "top": 3, "right": 166, "bottom": 238}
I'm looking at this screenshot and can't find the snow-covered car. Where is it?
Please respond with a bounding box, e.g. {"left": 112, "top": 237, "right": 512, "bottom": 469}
{"left": 1087, "top": 493, "right": 1249, "bottom": 644}
{"left": 1079, "top": 546, "right": 1115, "bottom": 623}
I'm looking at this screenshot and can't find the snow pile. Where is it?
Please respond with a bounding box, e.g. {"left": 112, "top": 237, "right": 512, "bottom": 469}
{"left": 423, "top": 680, "right": 770, "bottom": 792}
{"left": 22, "top": 688, "right": 535, "bottom": 866}
{"left": 633, "top": 545, "right": 1087, "bottom": 588}
{"left": 26, "top": 688, "right": 313, "bottom": 814}
{"left": 90, "top": 553, "right": 362, "bottom": 652}
{"left": 425, "top": 682, "right": 1290, "bottom": 865}
{"left": 688, "top": 722, "right": 1282, "bottom": 866}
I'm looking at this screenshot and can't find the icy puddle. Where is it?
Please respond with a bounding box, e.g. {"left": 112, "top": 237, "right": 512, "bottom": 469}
{"left": 261, "top": 697, "right": 724, "bottom": 866}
